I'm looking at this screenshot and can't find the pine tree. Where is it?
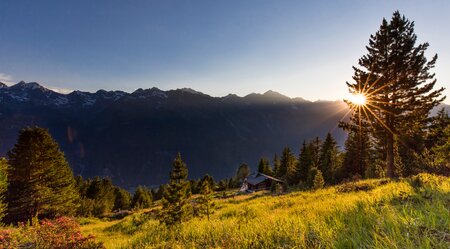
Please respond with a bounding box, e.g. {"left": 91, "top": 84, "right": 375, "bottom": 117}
{"left": 85, "top": 177, "right": 116, "bottom": 216}
{"left": 426, "top": 108, "right": 450, "bottom": 149}
{"left": 160, "top": 153, "right": 192, "bottom": 226}
{"left": 0, "top": 158, "right": 8, "bottom": 223}
{"left": 153, "top": 185, "right": 166, "bottom": 201}
{"left": 345, "top": 11, "right": 445, "bottom": 177}
{"left": 6, "top": 127, "right": 79, "bottom": 225}
{"left": 200, "top": 174, "right": 215, "bottom": 191}
{"left": 313, "top": 170, "right": 325, "bottom": 190}
{"left": 319, "top": 133, "right": 339, "bottom": 183}
{"left": 280, "top": 147, "right": 298, "bottom": 185}
{"left": 113, "top": 187, "right": 132, "bottom": 211}
{"left": 343, "top": 128, "right": 372, "bottom": 178}
{"left": 257, "top": 157, "right": 272, "bottom": 175}
{"left": 432, "top": 125, "right": 450, "bottom": 174}
{"left": 196, "top": 176, "right": 215, "bottom": 220}
{"left": 273, "top": 154, "right": 281, "bottom": 177}
{"left": 309, "top": 137, "right": 322, "bottom": 168}
{"left": 297, "top": 141, "right": 312, "bottom": 183}
{"left": 132, "top": 186, "right": 152, "bottom": 209}
{"left": 235, "top": 163, "right": 250, "bottom": 183}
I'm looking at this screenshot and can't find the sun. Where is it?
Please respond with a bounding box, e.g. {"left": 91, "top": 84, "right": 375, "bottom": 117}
{"left": 348, "top": 92, "right": 367, "bottom": 106}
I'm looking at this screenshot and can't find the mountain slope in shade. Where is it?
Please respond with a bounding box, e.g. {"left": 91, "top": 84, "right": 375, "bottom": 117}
{"left": 0, "top": 81, "right": 447, "bottom": 188}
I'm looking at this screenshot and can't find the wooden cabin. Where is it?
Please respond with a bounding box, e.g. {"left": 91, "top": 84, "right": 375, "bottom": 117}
{"left": 240, "top": 172, "right": 283, "bottom": 192}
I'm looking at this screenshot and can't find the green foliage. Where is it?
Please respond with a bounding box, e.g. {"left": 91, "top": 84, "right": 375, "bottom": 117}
{"left": 86, "top": 177, "right": 116, "bottom": 217}
{"left": 313, "top": 170, "right": 325, "bottom": 190}
{"left": 432, "top": 125, "right": 450, "bottom": 172}
{"left": 306, "top": 167, "right": 319, "bottom": 188}
{"left": 280, "top": 147, "right": 298, "bottom": 185}
{"left": 235, "top": 163, "right": 250, "bottom": 183}
{"left": 319, "top": 133, "right": 339, "bottom": 184}
{"left": 344, "top": 129, "right": 373, "bottom": 179}
{"left": 0, "top": 158, "right": 8, "bottom": 223}
{"left": 160, "top": 153, "right": 192, "bottom": 226}
{"left": 272, "top": 154, "right": 281, "bottom": 177}
{"left": 75, "top": 176, "right": 130, "bottom": 217}
{"left": 195, "top": 176, "right": 215, "bottom": 220}
{"left": 257, "top": 157, "right": 272, "bottom": 176}
{"left": 132, "top": 186, "right": 152, "bottom": 210}
{"left": 0, "top": 216, "right": 104, "bottom": 248}
{"left": 153, "top": 185, "right": 166, "bottom": 201}
{"left": 297, "top": 141, "right": 312, "bottom": 184}
{"left": 344, "top": 11, "right": 445, "bottom": 177}
{"left": 113, "top": 187, "right": 132, "bottom": 211}
{"left": 6, "top": 127, "right": 79, "bottom": 225}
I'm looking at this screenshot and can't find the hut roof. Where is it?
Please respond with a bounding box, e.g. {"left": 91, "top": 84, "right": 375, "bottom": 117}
{"left": 246, "top": 172, "right": 283, "bottom": 185}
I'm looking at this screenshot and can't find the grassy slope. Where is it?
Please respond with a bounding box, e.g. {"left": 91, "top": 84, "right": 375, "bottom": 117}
{"left": 81, "top": 174, "right": 450, "bottom": 249}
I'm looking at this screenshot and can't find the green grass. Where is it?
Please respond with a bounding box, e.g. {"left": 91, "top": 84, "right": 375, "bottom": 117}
{"left": 81, "top": 173, "right": 450, "bottom": 248}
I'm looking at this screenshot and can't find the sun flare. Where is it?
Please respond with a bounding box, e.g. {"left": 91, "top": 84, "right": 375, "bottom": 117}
{"left": 348, "top": 93, "right": 367, "bottom": 106}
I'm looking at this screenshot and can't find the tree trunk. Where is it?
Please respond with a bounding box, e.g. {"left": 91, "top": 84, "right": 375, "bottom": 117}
{"left": 386, "top": 133, "right": 395, "bottom": 178}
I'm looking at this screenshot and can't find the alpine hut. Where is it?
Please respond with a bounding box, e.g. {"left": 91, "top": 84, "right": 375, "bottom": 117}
{"left": 240, "top": 172, "right": 284, "bottom": 192}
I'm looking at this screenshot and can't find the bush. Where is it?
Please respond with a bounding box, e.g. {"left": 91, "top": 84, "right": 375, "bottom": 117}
{"left": 0, "top": 217, "right": 104, "bottom": 249}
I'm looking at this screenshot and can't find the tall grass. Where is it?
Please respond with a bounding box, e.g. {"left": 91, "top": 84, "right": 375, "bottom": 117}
{"left": 81, "top": 174, "right": 450, "bottom": 248}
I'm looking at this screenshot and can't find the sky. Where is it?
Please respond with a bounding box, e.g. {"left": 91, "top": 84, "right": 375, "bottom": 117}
{"left": 0, "top": 0, "right": 449, "bottom": 103}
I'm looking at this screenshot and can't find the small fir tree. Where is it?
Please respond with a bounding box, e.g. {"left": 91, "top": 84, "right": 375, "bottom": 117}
{"left": 132, "top": 186, "right": 152, "bottom": 209}
{"left": 196, "top": 176, "right": 215, "bottom": 220}
{"left": 319, "top": 133, "right": 339, "bottom": 183}
{"left": 257, "top": 157, "right": 272, "bottom": 175}
{"left": 313, "top": 170, "right": 325, "bottom": 190}
{"left": 113, "top": 187, "right": 132, "bottom": 211}
{"left": 160, "top": 153, "right": 192, "bottom": 226}
{"left": 235, "top": 163, "right": 250, "bottom": 183}
{"left": 273, "top": 154, "right": 281, "bottom": 177}
{"left": 280, "top": 147, "right": 298, "bottom": 185}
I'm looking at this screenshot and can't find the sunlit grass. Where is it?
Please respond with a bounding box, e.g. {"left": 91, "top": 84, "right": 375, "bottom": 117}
{"left": 81, "top": 174, "right": 450, "bottom": 248}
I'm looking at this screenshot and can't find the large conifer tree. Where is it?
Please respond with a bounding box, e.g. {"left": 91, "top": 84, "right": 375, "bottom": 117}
{"left": 6, "top": 127, "right": 79, "bottom": 225}
{"left": 345, "top": 11, "right": 445, "bottom": 177}
{"left": 160, "top": 153, "right": 192, "bottom": 226}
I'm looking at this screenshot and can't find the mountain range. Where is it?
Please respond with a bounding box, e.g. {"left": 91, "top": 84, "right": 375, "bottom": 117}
{"left": 0, "top": 81, "right": 448, "bottom": 188}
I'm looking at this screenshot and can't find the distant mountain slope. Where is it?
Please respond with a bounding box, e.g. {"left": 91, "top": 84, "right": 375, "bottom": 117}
{"left": 0, "top": 82, "right": 446, "bottom": 187}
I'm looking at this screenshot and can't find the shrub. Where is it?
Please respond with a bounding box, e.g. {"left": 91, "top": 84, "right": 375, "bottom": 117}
{"left": 0, "top": 217, "right": 104, "bottom": 249}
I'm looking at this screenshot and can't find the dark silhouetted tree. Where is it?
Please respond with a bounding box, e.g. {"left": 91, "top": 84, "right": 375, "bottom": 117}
{"left": 297, "top": 141, "right": 312, "bottom": 184}
{"left": 280, "top": 147, "right": 298, "bottom": 185}
{"left": 235, "top": 163, "right": 250, "bottom": 184}
{"left": 257, "top": 157, "right": 272, "bottom": 175}
{"left": 319, "top": 133, "right": 339, "bottom": 183}
{"left": 273, "top": 154, "right": 281, "bottom": 177}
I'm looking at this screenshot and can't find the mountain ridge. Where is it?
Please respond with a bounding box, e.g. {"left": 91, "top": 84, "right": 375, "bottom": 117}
{"left": 0, "top": 81, "right": 448, "bottom": 188}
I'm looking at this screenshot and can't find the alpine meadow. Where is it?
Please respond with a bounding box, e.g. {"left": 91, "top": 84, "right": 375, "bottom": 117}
{"left": 1, "top": 3, "right": 450, "bottom": 249}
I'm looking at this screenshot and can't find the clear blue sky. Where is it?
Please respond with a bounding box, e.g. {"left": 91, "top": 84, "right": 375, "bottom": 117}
{"left": 0, "top": 0, "right": 448, "bottom": 103}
